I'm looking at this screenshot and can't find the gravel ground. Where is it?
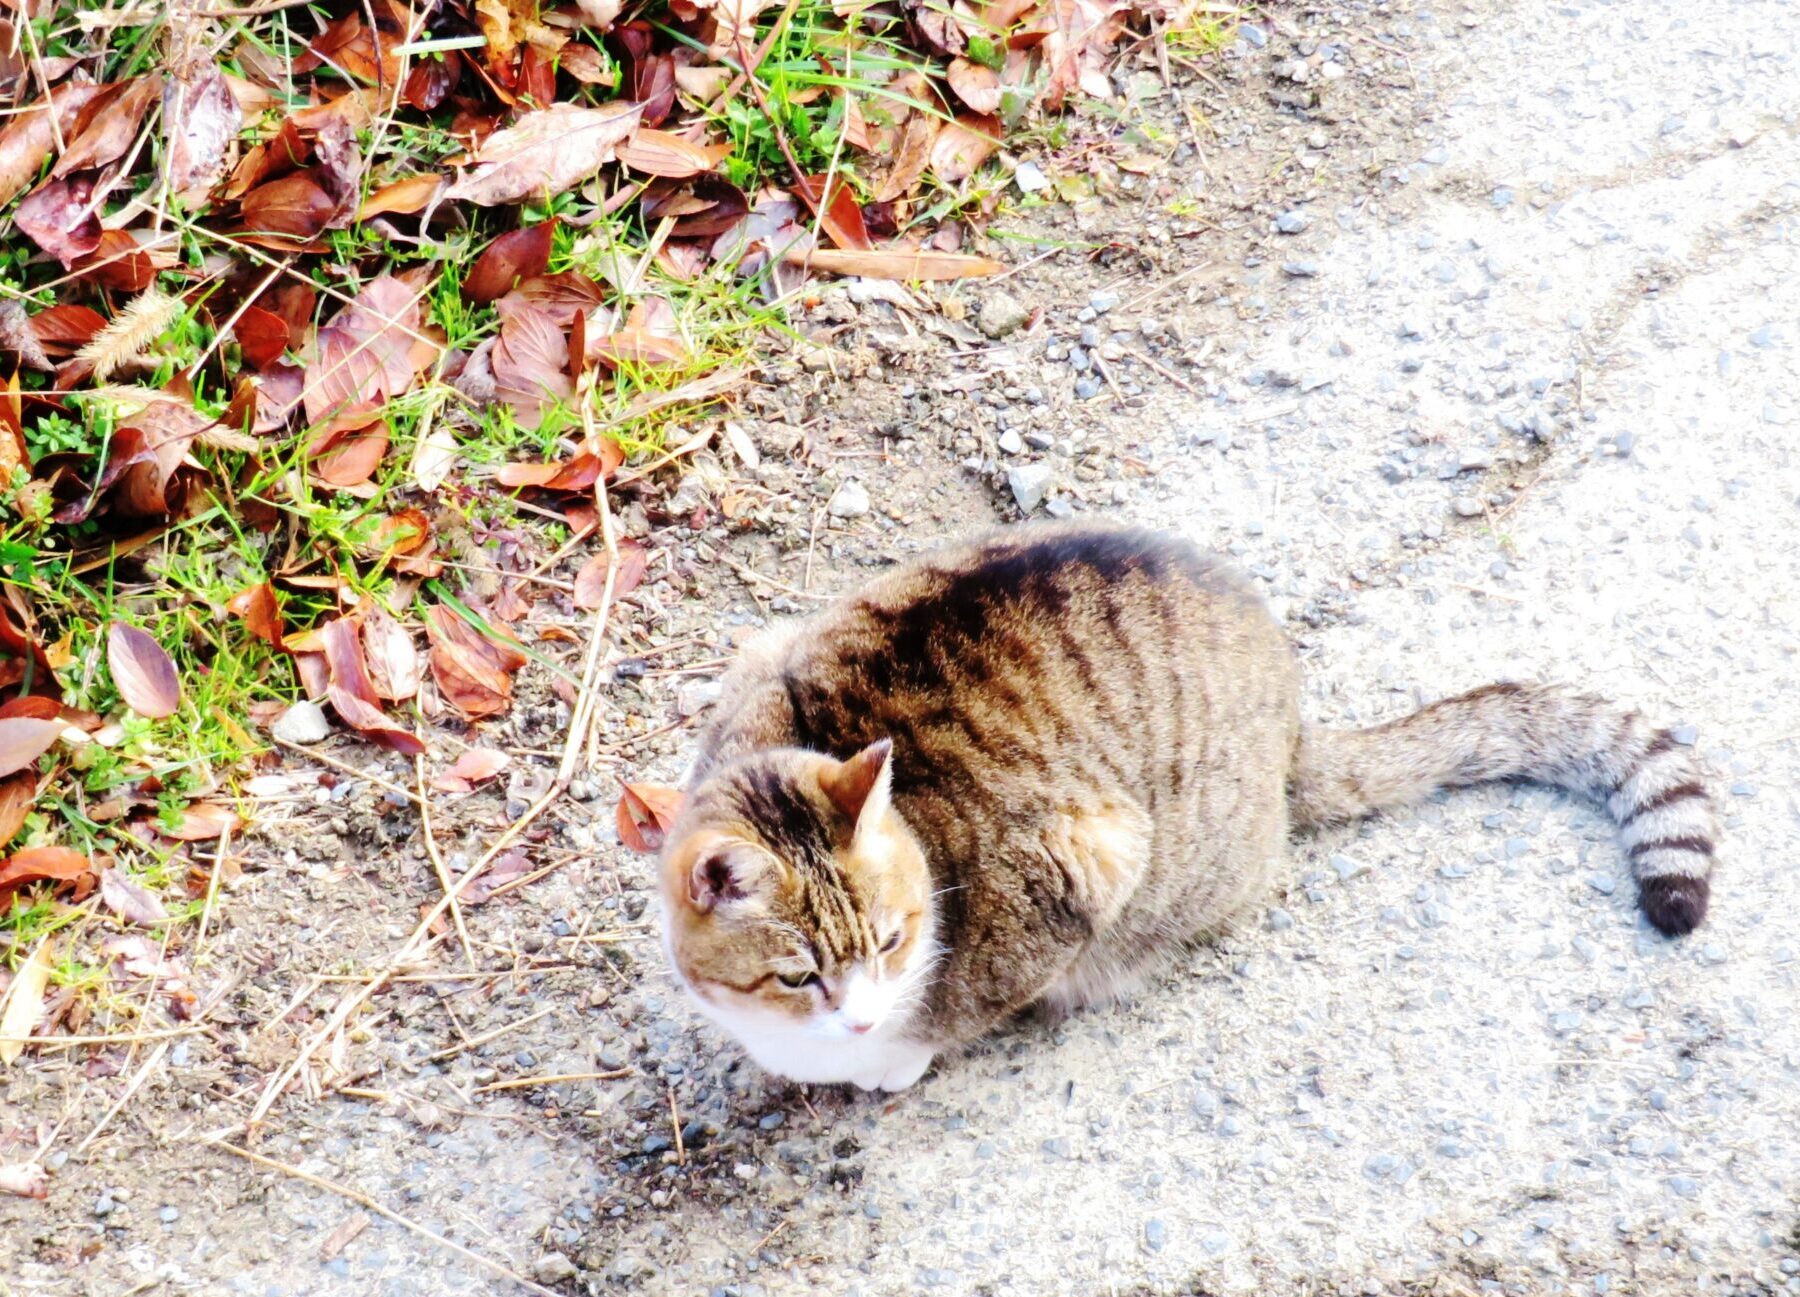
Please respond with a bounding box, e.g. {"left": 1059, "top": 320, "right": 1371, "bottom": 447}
{"left": 6, "top": 0, "right": 1798, "bottom": 1294}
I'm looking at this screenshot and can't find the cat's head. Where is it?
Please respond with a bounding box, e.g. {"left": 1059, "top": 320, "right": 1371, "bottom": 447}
{"left": 659, "top": 740, "right": 935, "bottom": 1042}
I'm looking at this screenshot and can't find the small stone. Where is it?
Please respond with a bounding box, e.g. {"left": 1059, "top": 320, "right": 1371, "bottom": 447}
{"left": 1492, "top": 186, "right": 1515, "bottom": 209}
{"left": 977, "top": 292, "right": 1031, "bottom": 339}
{"left": 1200, "top": 1230, "right": 1231, "bottom": 1257}
{"left": 1330, "top": 854, "right": 1368, "bottom": 882}
{"left": 1218, "top": 1116, "right": 1241, "bottom": 1135}
{"left": 1007, "top": 464, "right": 1055, "bottom": 513}
{"left": 1282, "top": 260, "right": 1319, "bottom": 278}
{"left": 1669, "top": 725, "right": 1699, "bottom": 745}
{"left": 1143, "top": 1219, "right": 1168, "bottom": 1253}
{"left": 827, "top": 478, "right": 871, "bottom": 518}
{"left": 998, "top": 428, "right": 1025, "bottom": 455}
{"left": 93, "top": 1194, "right": 114, "bottom": 1218}
{"left": 1399, "top": 316, "right": 1426, "bottom": 340}
{"left": 1041, "top": 1137, "right": 1073, "bottom": 1159}
{"left": 1239, "top": 23, "right": 1268, "bottom": 47}
{"left": 1667, "top": 1175, "right": 1700, "bottom": 1199}
{"left": 1505, "top": 837, "right": 1532, "bottom": 859}
{"left": 1266, "top": 906, "right": 1294, "bottom": 932}
{"left": 159, "top": 1206, "right": 179, "bottom": 1224}
{"left": 1074, "top": 376, "right": 1102, "bottom": 400}
{"left": 1550, "top": 1011, "right": 1582, "bottom": 1034}
{"left": 1451, "top": 497, "right": 1484, "bottom": 518}
{"left": 1730, "top": 780, "right": 1757, "bottom": 798}
{"left": 1587, "top": 873, "right": 1617, "bottom": 896}
{"left": 1044, "top": 498, "right": 1075, "bottom": 519}
{"left": 271, "top": 700, "right": 332, "bottom": 745}
{"left": 677, "top": 678, "right": 723, "bottom": 717}
{"left": 1088, "top": 290, "right": 1120, "bottom": 314}
{"left": 1013, "top": 160, "right": 1049, "bottom": 193}
{"left": 1700, "top": 942, "right": 1727, "bottom": 965}
{"left": 1024, "top": 430, "right": 1055, "bottom": 450}
{"left": 1275, "top": 209, "right": 1309, "bottom": 234}
{"left": 610, "top": 1254, "right": 654, "bottom": 1281}
{"left": 758, "top": 1112, "right": 785, "bottom": 1130}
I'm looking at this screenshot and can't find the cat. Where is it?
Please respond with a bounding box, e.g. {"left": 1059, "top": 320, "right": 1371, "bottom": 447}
{"left": 657, "top": 524, "right": 1715, "bottom": 1092}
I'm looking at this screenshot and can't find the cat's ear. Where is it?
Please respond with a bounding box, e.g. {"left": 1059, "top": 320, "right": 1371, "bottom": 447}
{"left": 688, "top": 843, "right": 763, "bottom": 914}
{"left": 821, "top": 739, "right": 893, "bottom": 832}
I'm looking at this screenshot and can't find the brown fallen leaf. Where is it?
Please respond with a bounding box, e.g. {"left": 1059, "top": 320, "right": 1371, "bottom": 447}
{"left": 0, "top": 847, "right": 91, "bottom": 904}
{"left": 157, "top": 802, "right": 241, "bottom": 841}
{"left": 573, "top": 538, "right": 649, "bottom": 609}
{"left": 426, "top": 605, "right": 526, "bottom": 719}
{"left": 319, "top": 1210, "right": 370, "bottom": 1262}
{"left": 164, "top": 67, "right": 242, "bottom": 196}
{"left": 361, "top": 605, "right": 420, "bottom": 702}
{"left": 929, "top": 113, "right": 1001, "bottom": 184}
{"left": 28, "top": 303, "right": 107, "bottom": 356}
{"left": 0, "top": 938, "right": 52, "bottom": 1065}
{"left": 0, "top": 82, "right": 107, "bottom": 206}
{"left": 233, "top": 306, "right": 290, "bottom": 372}
{"left": 241, "top": 170, "right": 335, "bottom": 239}
{"left": 0, "top": 717, "right": 66, "bottom": 778}
{"left": 445, "top": 101, "right": 643, "bottom": 206}
{"left": 0, "top": 771, "right": 36, "bottom": 848}
{"left": 785, "top": 246, "right": 1005, "bottom": 281}
{"left": 50, "top": 77, "right": 160, "bottom": 179}
{"left": 946, "top": 58, "right": 1003, "bottom": 115}
{"left": 304, "top": 275, "right": 430, "bottom": 436}
{"left": 616, "top": 782, "right": 683, "bottom": 852}
{"left": 357, "top": 173, "right": 447, "bottom": 221}
{"left": 464, "top": 221, "right": 556, "bottom": 304}
{"left": 0, "top": 1161, "right": 48, "bottom": 1199}
{"left": 16, "top": 175, "right": 102, "bottom": 265}
{"left": 489, "top": 303, "right": 572, "bottom": 428}
{"left": 432, "top": 746, "right": 512, "bottom": 793}
{"left": 227, "top": 583, "right": 284, "bottom": 646}
{"left": 875, "top": 114, "right": 941, "bottom": 203}
{"left": 616, "top": 127, "right": 717, "bottom": 179}
{"left": 792, "top": 174, "right": 871, "bottom": 251}
{"left": 411, "top": 425, "right": 459, "bottom": 492}
{"left": 100, "top": 866, "right": 169, "bottom": 927}
{"left": 311, "top": 425, "right": 390, "bottom": 487}
{"left": 107, "top": 622, "right": 182, "bottom": 719}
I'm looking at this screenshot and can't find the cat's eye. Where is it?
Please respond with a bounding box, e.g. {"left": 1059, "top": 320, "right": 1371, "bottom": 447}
{"left": 776, "top": 971, "right": 819, "bottom": 990}
{"left": 880, "top": 930, "right": 903, "bottom": 954}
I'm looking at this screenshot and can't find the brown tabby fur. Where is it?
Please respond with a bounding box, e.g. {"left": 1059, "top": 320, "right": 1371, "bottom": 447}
{"left": 662, "top": 523, "right": 1714, "bottom": 1066}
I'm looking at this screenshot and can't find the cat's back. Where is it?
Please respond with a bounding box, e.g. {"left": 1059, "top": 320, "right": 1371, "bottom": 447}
{"left": 702, "top": 524, "right": 1296, "bottom": 804}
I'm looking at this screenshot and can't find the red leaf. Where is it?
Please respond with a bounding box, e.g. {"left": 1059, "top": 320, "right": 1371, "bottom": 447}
{"left": 28, "top": 304, "right": 107, "bottom": 355}
{"left": 234, "top": 306, "right": 290, "bottom": 371}
{"left": 106, "top": 624, "right": 181, "bottom": 719}
{"left": 357, "top": 173, "right": 446, "bottom": 221}
{"left": 76, "top": 230, "right": 175, "bottom": 293}
{"left": 464, "top": 221, "right": 556, "bottom": 305}
{"left": 0, "top": 845, "right": 91, "bottom": 901}
{"left": 303, "top": 275, "right": 430, "bottom": 436}
{"left": 226, "top": 583, "right": 283, "bottom": 646}
{"left": 446, "top": 102, "right": 643, "bottom": 206}
{"left": 432, "top": 747, "right": 511, "bottom": 792}
{"left": 498, "top": 271, "right": 607, "bottom": 328}
{"left": 320, "top": 617, "right": 426, "bottom": 753}
{"left": 241, "top": 170, "right": 334, "bottom": 239}
{"left": 573, "top": 539, "right": 648, "bottom": 609}
{"left": 616, "top": 782, "right": 682, "bottom": 852}
{"left": 425, "top": 605, "right": 525, "bottom": 720}
{"left": 793, "top": 174, "right": 871, "bottom": 251}
{"left": 489, "top": 304, "right": 572, "bottom": 429}
{"left": 0, "top": 81, "right": 107, "bottom": 207}
{"left": 51, "top": 78, "right": 159, "bottom": 178}
{"left": 16, "top": 176, "right": 101, "bottom": 265}
{"left": 311, "top": 425, "right": 389, "bottom": 487}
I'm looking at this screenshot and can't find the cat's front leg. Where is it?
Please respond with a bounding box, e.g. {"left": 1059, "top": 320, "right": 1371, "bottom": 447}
{"left": 848, "top": 1040, "right": 936, "bottom": 1092}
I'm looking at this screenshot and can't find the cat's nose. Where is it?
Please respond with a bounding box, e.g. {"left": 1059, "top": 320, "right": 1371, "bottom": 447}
{"left": 847, "top": 1020, "right": 875, "bottom": 1035}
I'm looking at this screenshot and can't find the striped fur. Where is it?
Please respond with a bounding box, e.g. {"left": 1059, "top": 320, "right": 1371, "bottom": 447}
{"left": 1288, "top": 682, "right": 1715, "bottom": 934}
{"left": 659, "top": 523, "right": 1715, "bottom": 1089}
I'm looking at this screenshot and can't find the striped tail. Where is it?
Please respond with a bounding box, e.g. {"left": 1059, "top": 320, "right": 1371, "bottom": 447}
{"left": 1287, "top": 682, "right": 1715, "bottom": 935}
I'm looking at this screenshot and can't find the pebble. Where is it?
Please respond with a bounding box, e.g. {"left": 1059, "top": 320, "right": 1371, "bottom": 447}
{"left": 1088, "top": 290, "right": 1120, "bottom": 314}
{"left": 1013, "top": 161, "right": 1049, "bottom": 193}
{"left": 159, "top": 1206, "right": 179, "bottom": 1224}
{"left": 1267, "top": 906, "right": 1295, "bottom": 932}
{"left": 1275, "top": 210, "right": 1310, "bottom": 234}
{"left": 677, "top": 679, "right": 722, "bottom": 717}
{"left": 1041, "top": 1137, "right": 1073, "bottom": 1159}
{"left": 1670, "top": 725, "right": 1699, "bottom": 745}
{"left": 1007, "top": 464, "right": 1055, "bottom": 513}
{"left": 977, "top": 292, "right": 1031, "bottom": 339}
{"left": 1667, "top": 1175, "right": 1701, "bottom": 1199}
{"left": 996, "top": 428, "right": 1025, "bottom": 456}
{"left": 1330, "top": 854, "right": 1368, "bottom": 882}
{"left": 1451, "top": 497, "right": 1485, "bottom": 518}
{"left": 271, "top": 701, "right": 331, "bottom": 744}
{"left": 93, "top": 1193, "right": 114, "bottom": 1218}
{"left": 1074, "top": 376, "right": 1102, "bottom": 400}
{"left": 828, "top": 478, "right": 871, "bottom": 518}
{"left": 1143, "top": 1219, "right": 1168, "bottom": 1253}
{"left": 1282, "top": 260, "right": 1320, "bottom": 278}
{"left": 1024, "top": 430, "right": 1056, "bottom": 450}
{"left": 1730, "top": 780, "right": 1757, "bottom": 798}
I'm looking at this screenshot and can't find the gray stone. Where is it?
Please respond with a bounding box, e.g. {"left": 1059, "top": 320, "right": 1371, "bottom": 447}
{"left": 677, "top": 679, "right": 722, "bottom": 717}
{"left": 1282, "top": 260, "right": 1320, "bottom": 278}
{"left": 1008, "top": 464, "right": 1054, "bottom": 513}
{"left": 977, "top": 292, "right": 1031, "bottom": 339}
{"left": 997, "top": 428, "right": 1024, "bottom": 455}
{"left": 1013, "top": 160, "right": 1049, "bottom": 193}
{"left": 1267, "top": 906, "right": 1295, "bottom": 932}
{"left": 1143, "top": 1219, "right": 1167, "bottom": 1253}
{"left": 828, "top": 478, "right": 871, "bottom": 518}
{"left": 1452, "top": 497, "right": 1485, "bottom": 518}
{"left": 1275, "top": 210, "right": 1310, "bottom": 234}
{"left": 271, "top": 700, "right": 332, "bottom": 745}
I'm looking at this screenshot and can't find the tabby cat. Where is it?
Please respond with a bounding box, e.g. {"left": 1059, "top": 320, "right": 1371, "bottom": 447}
{"left": 658, "top": 525, "right": 1714, "bottom": 1091}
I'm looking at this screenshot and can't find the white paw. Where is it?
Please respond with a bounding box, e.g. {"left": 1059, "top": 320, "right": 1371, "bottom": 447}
{"left": 850, "top": 1042, "right": 935, "bottom": 1092}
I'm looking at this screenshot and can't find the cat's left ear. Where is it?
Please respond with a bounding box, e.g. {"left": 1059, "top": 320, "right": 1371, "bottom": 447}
{"left": 821, "top": 739, "right": 893, "bottom": 834}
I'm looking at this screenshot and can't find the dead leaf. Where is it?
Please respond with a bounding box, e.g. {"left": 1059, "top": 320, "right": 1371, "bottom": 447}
{"left": 432, "top": 746, "right": 511, "bottom": 792}
{"left": 227, "top": 583, "right": 284, "bottom": 646}
{"left": 0, "top": 1161, "right": 48, "bottom": 1199}
{"left": 320, "top": 1211, "right": 370, "bottom": 1262}
{"left": 15, "top": 176, "right": 102, "bottom": 265}
{"left": 28, "top": 304, "right": 107, "bottom": 356}
{"left": 100, "top": 866, "right": 169, "bottom": 926}
{"left": 158, "top": 802, "right": 240, "bottom": 841}
{"left": 234, "top": 306, "right": 290, "bottom": 371}
{"left": 0, "top": 771, "right": 35, "bottom": 848}
{"left": 411, "top": 425, "right": 458, "bottom": 491}
{"left": 357, "top": 173, "right": 447, "bottom": 221}
{"left": 164, "top": 67, "right": 242, "bottom": 196}
{"left": 0, "top": 938, "right": 52, "bottom": 1065}
{"left": 573, "top": 539, "right": 649, "bottom": 609}
{"left": 0, "top": 847, "right": 90, "bottom": 903}
{"left": 588, "top": 297, "right": 687, "bottom": 367}
{"left": 0, "top": 82, "right": 106, "bottom": 206}
{"left": 785, "top": 246, "right": 1005, "bottom": 280}
{"left": 616, "top": 782, "right": 682, "bottom": 852}
{"left": 446, "top": 102, "right": 643, "bottom": 206}
{"left": 320, "top": 617, "right": 426, "bottom": 753}
{"left": 311, "top": 425, "right": 390, "bottom": 487}
{"left": 489, "top": 303, "right": 572, "bottom": 428}
{"left": 876, "top": 115, "right": 941, "bottom": 203}
{"left": 465, "top": 222, "right": 556, "bottom": 304}
{"left": 107, "top": 622, "right": 181, "bottom": 719}
{"left": 361, "top": 605, "right": 419, "bottom": 701}
{"left": 303, "top": 275, "right": 429, "bottom": 436}
{"left": 0, "top": 718, "right": 66, "bottom": 778}
{"left": 0, "top": 301, "right": 51, "bottom": 372}
{"left": 241, "top": 170, "right": 335, "bottom": 238}
{"left": 792, "top": 174, "right": 871, "bottom": 251}
{"left": 426, "top": 605, "right": 525, "bottom": 719}
{"left": 930, "top": 113, "right": 1000, "bottom": 184}
{"left": 50, "top": 77, "right": 160, "bottom": 179}
{"left": 616, "top": 128, "right": 717, "bottom": 179}
{"left": 946, "top": 58, "right": 1002, "bottom": 114}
